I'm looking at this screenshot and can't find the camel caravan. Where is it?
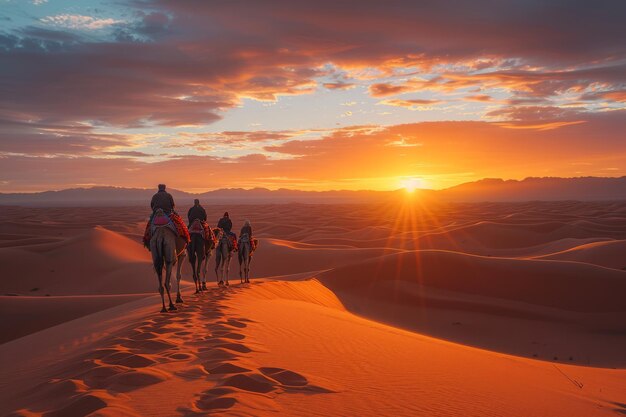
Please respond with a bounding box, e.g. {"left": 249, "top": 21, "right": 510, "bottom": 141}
{"left": 142, "top": 184, "right": 259, "bottom": 312}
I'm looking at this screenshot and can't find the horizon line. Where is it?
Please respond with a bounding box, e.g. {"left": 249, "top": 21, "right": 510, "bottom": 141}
{"left": 2, "top": 175, "right": 624, "bottom": 195}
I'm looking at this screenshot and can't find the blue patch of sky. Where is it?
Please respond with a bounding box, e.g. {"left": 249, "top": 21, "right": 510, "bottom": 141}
{"left": 1, "top": 0, "right": 133, "bottom": 38}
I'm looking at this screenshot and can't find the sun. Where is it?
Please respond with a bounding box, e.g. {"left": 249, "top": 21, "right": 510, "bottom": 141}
{"left": 400, "top": 177, "right": 422, "bottom": 193}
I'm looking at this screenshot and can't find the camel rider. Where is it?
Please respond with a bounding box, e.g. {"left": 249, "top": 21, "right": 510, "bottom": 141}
{"left": 218, "top": 211, "right": 237, "bottom": 250}
{"left": 240, "top": 219, "right": 252, "bottom": 239}
{"left": 240, "top": 219, "right": 255, "bottom": 251}
{"left": 217, "top": 212, "right": 233, "bottom": 235}
{"left": 187, "top": 199, "right": 207, "bottom": 225}
{"left": 144, "top": 184, "right": 190, "bottom": 247}
{"left": 151, "top": 184, "right": 175, "bottom": 214}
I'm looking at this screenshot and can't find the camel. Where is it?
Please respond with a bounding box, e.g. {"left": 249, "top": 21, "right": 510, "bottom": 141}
{"left": 214, "top": 228, "right": 234, "bottom": 286}
{"left": 187, "top": 220, "right": 215, "bottom": 293}
{"left": 238, "top": 234, "right": 256, "bottom": 283}
{"left": 150, "top": 214, "right": 187, "bottom": 312}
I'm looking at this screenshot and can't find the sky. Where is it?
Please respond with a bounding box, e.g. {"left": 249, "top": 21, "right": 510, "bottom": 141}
{"left": 0, "top": 0, "right": 625, "bottom": 192}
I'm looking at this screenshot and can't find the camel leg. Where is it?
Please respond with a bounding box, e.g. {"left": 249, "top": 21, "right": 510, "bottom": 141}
{"left": 157, "top": 269, "right": 167, "bottom": 313}
{"left": 215, "top": 245, "right": 226, "bottom": 285}
{"left": 239, "top": 255, "right": 243, "bottom": 284}
{"left": 225, "top": 254, "right": 231, "bottom": 286}
{"left": 245, "top": 256, "right": 250, "bottom": 283}
{"left": 202, "top": 250, "right": 209, "bottom": 290}
{"left": 176, "top": 251, "right": 185, "bottom": 303}
{"left": 165, "top": 262, "right": 177, "bottom": 311}
{"left": 215, "top": 250, "right": 223, "bottom": 286}
{"left": 196, "top": 251, "right": 202, "bottom": 292}
{"left": 191, "top": 252, "right": 199, "bottom": 294}
{"left": 245, "top": 245, "right": 251, "bottom": 283}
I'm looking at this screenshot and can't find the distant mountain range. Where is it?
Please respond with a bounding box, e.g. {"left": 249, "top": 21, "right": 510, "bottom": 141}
{"left": 439, "top": 176, "right": 626, "bottom": 202}
{"left": 0, "top": 176, "right": 624, "bottom": 206}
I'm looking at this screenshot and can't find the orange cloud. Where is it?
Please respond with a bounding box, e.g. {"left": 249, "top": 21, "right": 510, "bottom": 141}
{"left": 379, "top": 98, "right": 443, "bottom": 110}
{"left": 465, "top": 94, "right": 493, "bottom": 102}
{"left": 3, "top": 112, "right": 624, "bottom": 192}
{"left": 322, "top": 82, "right": 355, "bottom": 90}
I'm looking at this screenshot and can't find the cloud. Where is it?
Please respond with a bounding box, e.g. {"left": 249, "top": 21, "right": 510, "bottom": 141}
{"left": 0, "top": 120, "right": 136, "bottom": 156}
{"left": 580, "top": 90, "right": 626, "bottom": 103}
{"left": 486, "top": 105, "right": 585, "bottom": 122}
{"left": 369, "top": 83, "right": 413, "bottom": 97}
{"left": 1, "top": 0, "right": 625, "bottom": 130}
{"left": 40, "top": 14, "right": 124, "bottom": 30}
{"left": 322, "top": 82, "right": 355, "bottom": 90}
{"left": 102, "top": 151, "right": 153, "bottom": 157}
{"left": 465, "top": 94, "right": 493, "bottom": 102}
{"left": 379, "top": 98, "right": 443, "bottom": 110}
{"left": 2, "top": 113, "right": 624, "bottom": 192}
{"left": 1, "top": 0, "right": 626, "bottom": 192}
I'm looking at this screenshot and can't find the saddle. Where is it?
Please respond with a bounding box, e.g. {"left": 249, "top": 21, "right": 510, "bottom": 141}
{"left": 153, "top": 213, "right": 171, "bottom": 226}
{"left": 217, "top": 230, "right": 238, "bottom": 252}
{"left": 190, "top": 219, "right": 215, "bottom": 244}
{"left": 189, "top": 219, "right": 204, "bottom": 234}
{"left": 151, "top": 210, "right": 178, "bottom": 237}
{"left": 142, "top": 210, "right": 191, "bottom": 249}
{"left": 239, "top": 233, "right": 259, "bottom": 253}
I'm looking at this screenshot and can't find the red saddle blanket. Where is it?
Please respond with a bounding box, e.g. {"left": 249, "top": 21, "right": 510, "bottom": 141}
{"left": 190, "top": 220, "right": 215, "bottom": 243}
{"left": 229, "top": 234, "right": 239, "bottom": 252}
{"left": 239, "top": 236, "right": 258, "bottom": 251}
{"left": 143, "top": 212, "right": 190, "bottom": 248}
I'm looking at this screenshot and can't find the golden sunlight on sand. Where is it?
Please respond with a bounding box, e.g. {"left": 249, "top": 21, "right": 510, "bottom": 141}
{"left": 1, "top": 202, "right": 625, "bottom": 416}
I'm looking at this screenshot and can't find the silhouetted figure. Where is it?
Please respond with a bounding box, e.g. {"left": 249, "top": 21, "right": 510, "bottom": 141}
{"left": 187, "top": 199, "right": 207, "bottom": 225}
{"left": 151, "top": 184, "right": 175, "bottom": 214}
{"left": 240, "top": 219, "right": 252, "bottom": 239}
{"left": 217, "top": 211, "right": 233, "bottom": 235}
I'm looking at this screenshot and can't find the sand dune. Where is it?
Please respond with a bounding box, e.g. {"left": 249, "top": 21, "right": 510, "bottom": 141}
{"left": 250, "top": 238, "right": 401, "bottom": 277}
{"left": 317, "top": 250, "right": 626, "bottom": 367}
{"left": 532, "top": 239, "right": 626, "bottom": 270}
{"left": 318, "top": 250, "right": 626, "bottom": 313}
{"left": 0, "top": 294, "right": 150, "bottom": 343}
{"left": 0, "top": 226, "right": 156, "bottom": 296}
{"left": 1, "top": 201, "right": 625, "bottom": 415}
{"left": 1, "top": 282, "right": 625, "bottom": 416}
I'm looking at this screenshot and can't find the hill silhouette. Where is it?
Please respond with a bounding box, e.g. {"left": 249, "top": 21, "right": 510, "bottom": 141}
{"left": 0, "top": 176, "right": 624, "bottom": 206}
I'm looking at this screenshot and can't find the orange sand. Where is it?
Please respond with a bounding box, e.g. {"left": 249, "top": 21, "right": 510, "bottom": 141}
{"left": 0, "top": 201, "right": 625, "bottom": 416}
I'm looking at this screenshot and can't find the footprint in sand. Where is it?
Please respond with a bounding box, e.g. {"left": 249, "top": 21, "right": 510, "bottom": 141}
{"left": 168, "top": 352, "right": 195, "bottom": 361}
{"left": 100, "top": 351, "right": 156, "bottom": 368}
{"left": 259, "top": 367, "right": 308, "bottom": 386}
{"left": 42, "top": 393, "right": 109, "bottom": 417}
{"left": 129, "top": 331, "right": 159, "bottom": 341}
{"left": 213, "top": 342, "right": 252, "bottom": 353}
{"left": 205, "top": 362, "right": 251, "bottom": 374}
{"left": 205, "top": 323, "right": 233, "bottom": 332}
{"left": 259, "top": 367, "right": 334, "bottom": 393}
{"left": 195, "top": 396, "right": 237, "bottom": 411}
{"left": 220, "top": 373, "right": 276, "bottom": 393}
{"left": 175, "top": 365, "right": 210, "bottom": 380}
{"left": 103, "top": 368, "right": 169, "bottom": 393}
{"left": 225, "top": 318, "right": 249, "bottom": 328}
{"left": 121, "top": 339, "right": 176, "bottom": 353}
{"left": 75, "top": 363, "right": 126, "bottom": 389}
{"left": 216, "top": 332, "right": 246, "bottom": 340}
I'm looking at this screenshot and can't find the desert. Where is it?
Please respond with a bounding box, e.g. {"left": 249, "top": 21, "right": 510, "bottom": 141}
{"left": 1, "top": 199, "right": 625, "bottom": 416}
{"left": 2, "top": 1, "right": 626, "bottom": 415}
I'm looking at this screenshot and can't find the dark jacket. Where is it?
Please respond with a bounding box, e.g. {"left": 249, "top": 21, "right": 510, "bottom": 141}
{"left": 240, "top": 225, "right": 252, "bottom": 238}
{"left": 217, "top": 217, "right": 232, "bottom": 233}
{"left": 151, "top": 190, "right": 175, "bottom": 213}
{"left": 188, "top": 205, "right": 207, "bottom": 224}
